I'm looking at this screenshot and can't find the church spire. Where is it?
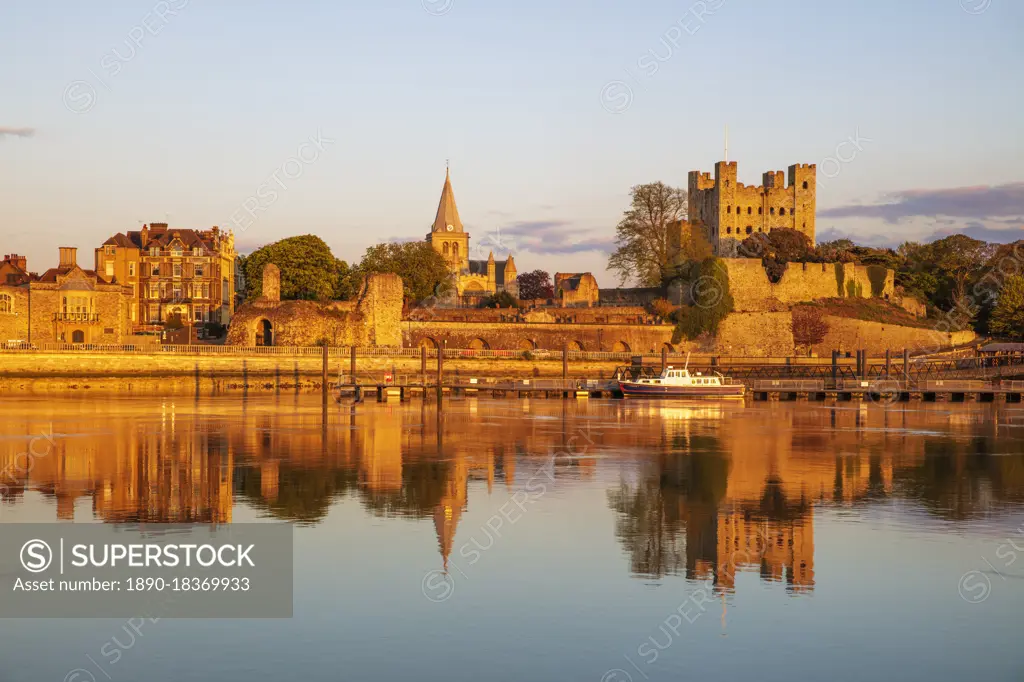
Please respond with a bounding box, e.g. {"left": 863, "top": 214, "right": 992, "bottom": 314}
{"left": 432, "top": 166, "right": 464, "bottom": 234}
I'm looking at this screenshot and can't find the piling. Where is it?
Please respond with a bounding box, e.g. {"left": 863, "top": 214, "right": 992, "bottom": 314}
{"left": 350, "top": 346, "right": 357, "bottom": 386}
{"left": 563, "top": 343, "right": 569, "bottom": 394}
{"left": 436, "top": 344, "right": 444, "bottom": 405}
{"left": 322, "top": 345, "right": 329, "bottom": 402}
{"left": 421, "top": 345, "right": 427, "bottom": 388}
{"left": 661, "top": 347, "right": 667, "bottom": 373}
{"left": 885, "top": 349, "right": 891, "bottom": 378}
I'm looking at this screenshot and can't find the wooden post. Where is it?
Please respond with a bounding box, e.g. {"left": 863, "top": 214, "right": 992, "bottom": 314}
{"left": 562, "top": 342, "right": 569, "bottom": 393}
{"left": 350, "top": 346, "right": 357, "bottom": 386}
{"left": 661, "top": 347, "right": 667, "bottom": 373}
{"left": 436, "top": 342, "right": 444, "bottom": 404}
{"left": 421, "top": 345, "right": 427, "bottom": 388}
{"left": 885, "top": 349, "right": 891, "bottom": 378}
{"left": 322, "top": 345, "right": 329, "bottom": 399}
{"left": 831, "top": 350, "right": 838, "bottom": 385}
{"left": 903, "top": 348, "right": 910, "bottom": 383}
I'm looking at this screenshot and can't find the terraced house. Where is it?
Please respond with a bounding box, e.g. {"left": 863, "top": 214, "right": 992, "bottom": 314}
{"left": 95, "top": 223, "right": 237, "bottom": 331}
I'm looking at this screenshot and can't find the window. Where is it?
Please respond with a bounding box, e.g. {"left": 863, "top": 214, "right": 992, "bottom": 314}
{"left": 128, "top": 262, "right": 136, "bottom": 277}
{"left": 453, "top": 244, "right": 459, "bottom": 257}
{"left": 726, "top": 206, "right": 732, "bottom": 214}
{"left": 105, "top": 245, "right": 115, "bottom": 255}
{"left": 758, "top": 207, "right": 763, "bottom": 215}
{"left": 758, "top": 227, "right": 764, "bottom": 232}
{"left": 172, "top": 285, "right": 182, "bottom": 300}
{"left": 746, "top": 226, "right": 753, "bottom": 235}
{"left": 105, "top": 261, "right": 114, "bottom": 278}
{"left": 193, "top": 247, "right": 202, "bottom": 256}
{"left": 748, "top": 207, "right": 752, "bottom": 215}
{"left": 173, "top": 263, "right": 182, "bottom": 278}
{"left": 726, "top": 227, "right": 732, "bottom": 234}
{"left": 150, "top": 246, "right": 159, "bottom": 256}
{"left": 171, "top": 245, "right": 182, "bottom": 257}
{"left": 443, "top": 243, "right": 450, "bottom": 256}
{"left": 152, "top": 263, "right": 161, "bottom": 277}
{"left": 780, "top": 207, "right": 786, "bottom": 216}
{"left": 770, "top": 207, "right": 775, "bottom": 215}
{"left": 195, "top": 263, "right": 205, "bottom": 277}
{"left": 0, "top": 293, "right": 11, "bottom": 313}
{"left": 194, "top": 308, "right": 204, "bottom": 322}
{"left": 802, "top": 181, "right": 808, "bottom": 189}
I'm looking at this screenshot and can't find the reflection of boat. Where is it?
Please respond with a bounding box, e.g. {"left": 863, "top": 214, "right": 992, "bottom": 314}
{"left": 618, "top": 356, "right": 745, "bottom": 399}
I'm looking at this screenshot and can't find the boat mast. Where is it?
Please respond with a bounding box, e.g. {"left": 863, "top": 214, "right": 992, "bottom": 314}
{"left": 684, "top": 352, "right": 691, "bottom": 372}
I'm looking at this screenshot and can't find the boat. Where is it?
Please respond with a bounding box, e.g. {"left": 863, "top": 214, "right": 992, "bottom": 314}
{"left": 617, "top": 356, "right": 745, "bottom": 399}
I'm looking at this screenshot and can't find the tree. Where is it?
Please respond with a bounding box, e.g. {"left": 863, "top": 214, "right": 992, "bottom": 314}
{"left": 480, "top": 291, "right": 520, "bottom": 309}
{"left": 334, "top": 259, "right": 361, "bottom": 300}
{"left": 989, "top": 276, "right": 1024, "bottom": 338}
{"left": 739, "top": 228, "right": 814, "bottom": 282}
{"left": 516, "top": 270, "right": 554, "bottom": 300}
{"left": 791, "top": 306, "right": 830, "bottom": 355}
{"left": 243, "top": 235, "right": 341, "bottom": 301}
{"left": 674, "top": 258, "right": 734, "bottom": 341}
{"left": 608, "top": 182, "right": 688, "bottom": 286}
{"left": 357, "top": 241, "right": 452, "bottom": 302}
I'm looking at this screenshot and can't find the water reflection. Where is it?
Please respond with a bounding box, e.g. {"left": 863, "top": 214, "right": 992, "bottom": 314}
{"left": 2, "top": 396, "right": 1024, "bottom": 593}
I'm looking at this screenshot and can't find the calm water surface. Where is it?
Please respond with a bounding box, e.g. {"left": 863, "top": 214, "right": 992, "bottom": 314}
{"left": 1, "top": 395, "right": 1022, "bottom": 682}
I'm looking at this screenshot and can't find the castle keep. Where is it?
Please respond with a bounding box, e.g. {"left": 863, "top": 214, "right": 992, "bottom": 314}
{"left": 689, "top": 161, "right": 816, "bottom": 256}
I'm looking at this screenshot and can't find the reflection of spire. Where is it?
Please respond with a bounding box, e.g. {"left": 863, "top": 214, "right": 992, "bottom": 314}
{"left": 433, "top": 502, "right": 461, "bottom": 571}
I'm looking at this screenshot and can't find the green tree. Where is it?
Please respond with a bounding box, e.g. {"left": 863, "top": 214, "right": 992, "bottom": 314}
{"left": 989, "top": 275, "right": 1024, "bottom": 338}
{"left": 480, "top": 291, "right": 520, "bottom": 309}
{"left": 334, "top": 259, "right": 361, "bottom": 300}
{"left": 608, "top": 182, "right": 688, "bottom": 286}
{"left": 674, "top": 258, "right": 733, "bottom": 341}
{"left": 243, "top": 235, "right": 341, "bottom": 301}
{"left": 357, "top": 241, "right": 452, "bottom": 302}
{"left": 516, "top": 270, "right": 554, "bottom": 300}
{"left": 739, "top": 227, "right": 814, "bottom": 282}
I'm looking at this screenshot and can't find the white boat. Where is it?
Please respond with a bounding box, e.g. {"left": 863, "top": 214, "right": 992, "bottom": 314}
{"left": 618, "top": 356, "right": 745, "bottom": 399}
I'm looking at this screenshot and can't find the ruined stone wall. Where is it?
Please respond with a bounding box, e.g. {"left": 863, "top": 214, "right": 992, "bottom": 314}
{"left": 598, "top": 288, "right": 662, "bottom": 307}
{"left": 226, "top": 273, "right": 402, "bottom": 347}
{"left": 554, "top": 273, "right": 600, "bottom": 306}
{"left": 0, "top": 285, "right": 29, "bottom": 342}
{"left": 714, "top": 312, "right": 973, "bottom": 356}
{"left": 262, "top": 263, "right": 280, "bottom": 302}
{"left": 721, "top": 259, "right": 895, "bottom": 312}
{"left": 403, "top": 320, "right": 675, "bottom": 353}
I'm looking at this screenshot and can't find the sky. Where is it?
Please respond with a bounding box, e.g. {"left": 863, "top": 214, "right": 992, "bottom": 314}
{"left": 1, "top": 0, "right": 1023, "bottom": 284}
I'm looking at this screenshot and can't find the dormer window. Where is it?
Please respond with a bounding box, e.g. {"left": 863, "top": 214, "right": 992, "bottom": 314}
{"left": 171, "top": 246, "right": 182, "bottom": 257}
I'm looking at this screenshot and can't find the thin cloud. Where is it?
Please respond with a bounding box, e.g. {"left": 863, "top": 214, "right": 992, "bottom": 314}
{"left": 925, "top": 222, "right": 1024, "bottom": 245}
{"left": 500, "top": 219, "right": 615, "bottom": 255}
{"left": 820, "top": 182, "right": 1024, "bottom": 223}
{"left": 0, "top": 127, "right": 36, "bottom": 139}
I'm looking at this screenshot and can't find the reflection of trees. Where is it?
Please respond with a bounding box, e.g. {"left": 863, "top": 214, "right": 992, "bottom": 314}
{"left": 358, "top": 460, "right": 452, "bottom": 519}
{"left": 607, "top": 434, "right": 729, "bottom": 579}
{"left": 893, "top": 438, "right": 1024, "bottom": 520}
{"left": 236, "top": 466, "right": 358, "bottom": 524}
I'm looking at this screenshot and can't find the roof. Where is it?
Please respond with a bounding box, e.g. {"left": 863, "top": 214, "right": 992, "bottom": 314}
{"left": 104, "top": 225, "right": 217, "bottom": 253}
{"left": 103, "top": 233, "right": 136, "bottom": 248}
{"left": 468, "top": 258, "right": 507, "bottom": 282}
{"left": 431, "top": 168, "right": 464, "bottom": 234}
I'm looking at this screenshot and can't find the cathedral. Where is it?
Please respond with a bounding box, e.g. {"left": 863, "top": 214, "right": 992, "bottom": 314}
{"left": 426, "top": 168, "right": 518, "bottom": 301}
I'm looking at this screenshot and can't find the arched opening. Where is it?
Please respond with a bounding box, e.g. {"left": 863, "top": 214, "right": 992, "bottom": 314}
{"left": 257, "top": 319, "right": 273, "bottom": 346}
{"left": 568, "top": 340, "right": 584, "bottom": 352}
{"left": 612, "top": 341, "right": 631, "bottom": 352}
{"left": 748, "top": 206, "right": 753, "bottom": 215}
{"left": 758, "top": 207, "right": 763, "bottom": 215}
{"left": 802, "top": 181, "right": 808, "bottom": 189}
{"left": 418, "top": 337, "right": 438, "bottom": 349}
{"left": 780, "top": 207, "right": 786, "bottom": 216}
{"left": 443, "top": 243, "right": 450, "bottom": 256}
{"left": 0, "top": 293, "right": 11, "bottom": 313}
{"left": 71, "top": 330, "right": 85, "bottom": 344}
{"left": 469, "top": 338, "right": 489, "bottom": 350}
{"left": 518, "top": 339, "right": 536, "bottom": 350}
{"left": 745, "top": 226, "right": 753, "bottom": 235}
{"left": 726, "top": 227, "right": 732, "bottom": 234}
{"left": 726, "top": 205, "right": 732, "bottom": 214}
{"left": 770, "top": 207, "right": 776, "bottom": 215}
{"left": 662, "top": 342, "right": 675, "bottom": 353}
{"left": 464, "top": 281, "right": 484, "bottom": 292}
{"left": 452, "top": 243, "right": 459, "bottom": 258}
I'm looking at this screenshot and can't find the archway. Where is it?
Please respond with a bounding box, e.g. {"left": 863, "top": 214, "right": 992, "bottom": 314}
{"left": 418, "top": 337, "right": 438, "bottom": 349}
{"left": 71, "top": 330, "right": 85, "bottom": 344}
{"left": 568, "top": 340, "right": 584, "bottom": 352}
{"left": 257, "top": 319, "right": 273, "bottom": 346}
{"left": 468, "top": 338, "right": 490, "bottom": 351}
{"left": 518, "top": 339, "right": 537, "bottom": 351}
{"left": 662, "top": 342, "right": 676, "bottom": 353}
{"left": 612, "top": 341, "right": 631, "bottom": 353}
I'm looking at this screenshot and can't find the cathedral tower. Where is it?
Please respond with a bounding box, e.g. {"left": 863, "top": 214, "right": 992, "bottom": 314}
{"left": 426, "top": 168, "right": 470, "bottom": 274}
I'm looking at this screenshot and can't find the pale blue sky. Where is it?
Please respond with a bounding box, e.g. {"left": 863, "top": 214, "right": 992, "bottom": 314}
{"left": 1, "top": 0, "right": 1022, "bottom": 283}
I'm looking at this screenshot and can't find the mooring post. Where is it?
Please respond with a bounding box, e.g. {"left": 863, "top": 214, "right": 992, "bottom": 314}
{"left": 563, "top": 342, "right": 569, "bottom": 394}
{"left": 322, "top": 345, "right": 329, "bottom": 400}
{"left": 350, "top": 346, "right": 357, "bottom": 386}
{"left": 661, "top": 347, "right": 667, "bottom": 373}
{"left": 831, "top": 350, "right": 838, "bottom": 386}
{"left": 885, "top": 349, "right": 891, "bottom": 378}
{"left": 903, "top": 348, "right": 910, "bottom": 385}
{"left": 436, "top": 343, "right": 444, "bottom": 405}
{"left": 421, "top": 345, "right": 427, "bottom": 388}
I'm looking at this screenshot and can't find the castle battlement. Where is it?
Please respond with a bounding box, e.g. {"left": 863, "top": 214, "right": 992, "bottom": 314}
{"left": 687, "top": 160, "right": 817, "bottom": 257}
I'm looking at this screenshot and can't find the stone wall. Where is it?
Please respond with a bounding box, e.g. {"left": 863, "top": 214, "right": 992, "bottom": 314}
{"left": 714, "top": 312, "right": 974, "bottom": 356}
{"left": 226, "top": 273, "right": 403, "bottom": 347}
{"left": 598, "top": 287, "right": 663, "bottom": 307}
{"left": 721, "top": 259, "right": 895, "bottom": 312}
{"left": 28, "top": 284, "right": 133, "bottom": 345}
{"left": 403, "top": 320, "right": 675, "bottom": 353}
{"left": 0, "top": 285, "right": 30, "bottom": 342}
{"left": 554, "top": 273, "right": 600, "bottom": 306}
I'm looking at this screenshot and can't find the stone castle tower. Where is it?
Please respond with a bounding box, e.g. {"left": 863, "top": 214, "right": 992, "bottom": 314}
{"left": 425, "top": 168, "right": 518, "bottom": 299}
{"left": 688, "top": 161, "right": 816, "bottom": 257}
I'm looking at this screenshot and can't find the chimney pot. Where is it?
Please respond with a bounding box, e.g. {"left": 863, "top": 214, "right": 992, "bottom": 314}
{"left": 58, "top": 247, "right": 78, "bottom": 268}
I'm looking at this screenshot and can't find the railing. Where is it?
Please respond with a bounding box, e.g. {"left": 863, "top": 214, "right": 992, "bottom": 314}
{"left": 52, "top": 313, "right": 100, "bottom": 322}
{"left": 749, "top": 379, "right": 826, "bottom": 391}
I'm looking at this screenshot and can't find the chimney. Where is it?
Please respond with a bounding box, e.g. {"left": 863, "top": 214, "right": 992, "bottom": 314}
{"left": 3, "top": 254, "right": 27, "bottom": 271}
{"left": 140, "top": 225, "right": 150, "bottom": 248}
{"left": 58, "top": 247, "right": 77, "bottom": 268}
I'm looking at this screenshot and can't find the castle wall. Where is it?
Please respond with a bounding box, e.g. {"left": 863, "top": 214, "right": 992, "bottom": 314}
{"left": 721, "top": 259, "right": 894, "bottom": 312}
{"left": 403, "top": 320, "right": 675, "bottom": 353}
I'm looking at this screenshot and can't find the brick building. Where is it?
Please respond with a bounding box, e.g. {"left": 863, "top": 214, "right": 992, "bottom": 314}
{"left": 95, "top": 223, "right": 237, "bottom": 329}
{"left": 688, "top": 161, "right": 816, "bottom": 256}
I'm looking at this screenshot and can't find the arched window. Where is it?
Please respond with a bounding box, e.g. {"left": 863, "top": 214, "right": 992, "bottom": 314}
{"left": 770, "top": 207, "right": 776, "bottom": 216}
{"left": 803, "top": 222, "right": 807, "bottom": 229}
{"left": 443, "top": 243, "right": 449, "bottom": 256}
{"left": 780, "top": 207, "right": 786, "bottom": 216}
{"left": 745, "top": 226, "right": 753, "bottom": 235}
{"left": 758, "top": 227, "right": 763, "bottom": 232}
{"left": 758, "top": 207, "right": 763, "bottom": 215}
{"left": 802, "top": 181, "right": 808, "bottom": 189}
{"left": 726, "top": 205, "right": 732, "bottom": 214}
{"left": 0, "top": 293, "right": 11, "bottom": 314}
{"left": 452, "top": 243, "right": 459, "bottom": 257}
{"left": 748, "top": 206, "right": 752, "bottom": 215}
{"left": 726, "top": 227, "right": 732, "bottom": 234}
